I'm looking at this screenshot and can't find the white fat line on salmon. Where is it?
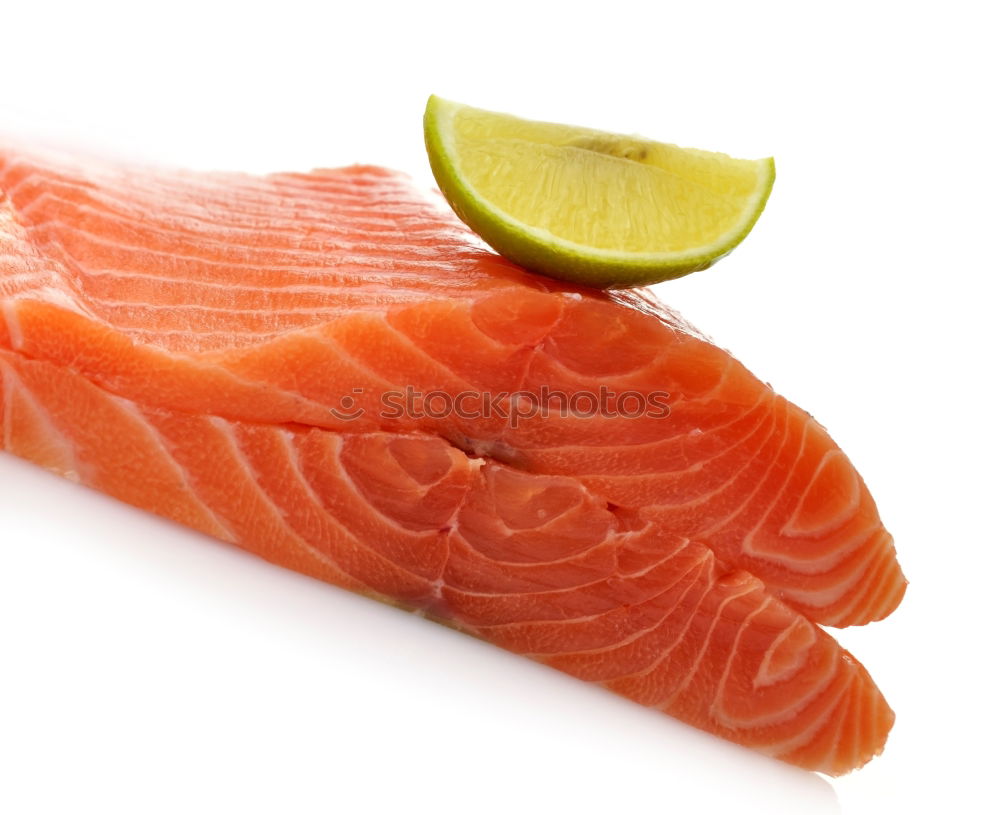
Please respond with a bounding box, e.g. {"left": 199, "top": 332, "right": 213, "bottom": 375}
{"left": 1, "top": 300, "right": 24, "bottom": 349}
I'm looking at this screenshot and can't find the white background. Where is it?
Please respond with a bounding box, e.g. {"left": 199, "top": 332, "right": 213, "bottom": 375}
{"left": 1, "top": 2, "right": 996, "bottom": 813}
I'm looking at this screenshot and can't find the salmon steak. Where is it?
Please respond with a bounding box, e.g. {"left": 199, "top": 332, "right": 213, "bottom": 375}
{"left": 0, "top": 146, "right": 906, "bottom": 775}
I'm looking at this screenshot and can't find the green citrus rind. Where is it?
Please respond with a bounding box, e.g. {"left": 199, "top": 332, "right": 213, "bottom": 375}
{"left": 423, "top": 95, "right": 775, "bottom": 289}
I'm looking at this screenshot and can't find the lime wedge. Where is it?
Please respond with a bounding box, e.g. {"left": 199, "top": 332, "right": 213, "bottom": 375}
{"left": 423, "top": 95, "right": 775, "bottom": 288}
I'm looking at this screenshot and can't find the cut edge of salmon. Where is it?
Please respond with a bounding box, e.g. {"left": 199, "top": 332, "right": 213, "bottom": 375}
{"left": 0, "top": 343, "right": 896, "bottom": 775}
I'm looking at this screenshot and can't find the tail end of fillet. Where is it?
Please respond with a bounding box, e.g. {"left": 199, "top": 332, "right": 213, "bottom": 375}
{"left": 779, "top": 656, "right": 896, "bottom": 776}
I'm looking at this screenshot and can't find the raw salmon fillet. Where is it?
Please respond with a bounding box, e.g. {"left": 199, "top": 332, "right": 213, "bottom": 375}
{"left": 0, "top": 146, "right": 905, "bottom": 775}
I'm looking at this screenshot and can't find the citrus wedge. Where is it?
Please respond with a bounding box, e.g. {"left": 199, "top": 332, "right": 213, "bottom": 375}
{"left": 423, "top": 95, "right": 775, "bottom": 288}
